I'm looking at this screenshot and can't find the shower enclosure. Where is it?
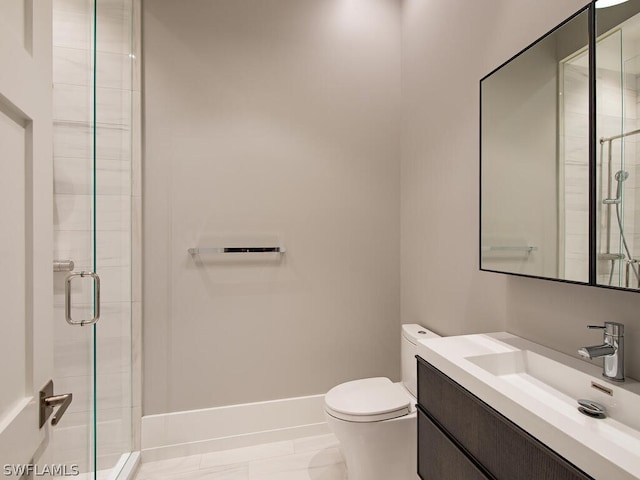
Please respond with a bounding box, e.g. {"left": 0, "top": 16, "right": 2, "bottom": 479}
{"left": 594, "top": 16, "right": 640, "bottom": 289}
{"left": 51, "top": 0, "right": 141, "bottom": 477}
{"left": 560, "top": 9, "right": 640, "bottom": 290}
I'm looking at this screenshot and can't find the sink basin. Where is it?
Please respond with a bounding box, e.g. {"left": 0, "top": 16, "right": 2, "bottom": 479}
{"left": 466, "top": 349, "right": 640, "bottom": 432}
{"left": 417, "top": 332, "right": 640, "bottom": 480}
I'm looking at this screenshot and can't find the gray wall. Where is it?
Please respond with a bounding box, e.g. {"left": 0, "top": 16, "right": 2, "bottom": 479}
{"left": 143, "top": 0, "right": 640, "bottom": 418}
{"left": 143, "top": 0, "right": 401, "bottom": 415}
{"left": 401, "top": 0, "right": 640, "bottom": 379}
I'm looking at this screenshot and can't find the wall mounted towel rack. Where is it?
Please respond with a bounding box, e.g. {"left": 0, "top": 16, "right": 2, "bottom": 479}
{"left": 481, "top": 246, "right": 537, "bottom": 253}
{"left": 188, "top": 247, "right": 286, "bottom": 255}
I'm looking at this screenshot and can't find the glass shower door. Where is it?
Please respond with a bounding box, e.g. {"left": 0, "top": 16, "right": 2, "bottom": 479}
{"left": 52, "top": 0, "right": 134, "bottom": 477}
{"left": 52, "top": 0, "right": 101, "bottom": 475}
{"left": 92, "top": 0, "right": 135, "bottom": 472}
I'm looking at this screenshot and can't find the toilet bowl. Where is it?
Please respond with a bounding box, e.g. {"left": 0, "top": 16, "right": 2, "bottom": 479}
{"left": 324, "top": 324, "right": 440, "bottom": 480}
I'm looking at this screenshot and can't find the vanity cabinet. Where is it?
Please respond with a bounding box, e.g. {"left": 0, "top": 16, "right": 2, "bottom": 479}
{"left": 416, "top": 356, "right": 593, "bottom": 480}
{"left": 417, "top": 408, "right": 489, "bottom": 480}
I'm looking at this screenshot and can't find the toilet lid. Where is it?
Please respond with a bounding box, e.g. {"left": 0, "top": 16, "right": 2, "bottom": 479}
{"left": 324, "top": 377, "right": 412, "bottom": 423}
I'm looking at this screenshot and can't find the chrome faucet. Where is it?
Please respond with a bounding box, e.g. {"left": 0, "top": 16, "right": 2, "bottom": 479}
{"left": 578, "top": 322, "right": 625, "bottom": 382}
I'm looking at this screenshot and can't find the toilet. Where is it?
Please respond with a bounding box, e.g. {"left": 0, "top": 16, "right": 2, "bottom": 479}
{"left": 324, "top": 324, "right": 440, "bottom": 480}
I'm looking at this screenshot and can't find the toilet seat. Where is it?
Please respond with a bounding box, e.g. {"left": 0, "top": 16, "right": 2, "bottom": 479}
{"left": 324, "top": 377, "right": 412, "bottom": 423}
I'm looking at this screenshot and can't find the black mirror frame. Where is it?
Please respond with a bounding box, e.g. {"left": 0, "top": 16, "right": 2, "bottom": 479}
{"left": 478, "top": 2, "right": 625, "bottom": 290}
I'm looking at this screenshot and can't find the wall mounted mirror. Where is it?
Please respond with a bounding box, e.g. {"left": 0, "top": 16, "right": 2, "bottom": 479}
{"left": 480, "top": 6, "right": 591, "bottom": 284}
{"left": 481, "top": 0, "right": 640, "bottom": 292}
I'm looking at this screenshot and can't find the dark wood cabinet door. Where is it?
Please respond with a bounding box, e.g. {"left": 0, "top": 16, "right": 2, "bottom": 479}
{"left": 417, "top": 357, "right": 593, "bottom": 480}
{"left": 418, "top": 407, "right": 491, "bottom": 480}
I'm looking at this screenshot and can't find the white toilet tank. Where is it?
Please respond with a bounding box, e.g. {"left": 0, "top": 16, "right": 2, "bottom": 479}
{"left": 401, "top": 324, "right": 440, "bottom": 397}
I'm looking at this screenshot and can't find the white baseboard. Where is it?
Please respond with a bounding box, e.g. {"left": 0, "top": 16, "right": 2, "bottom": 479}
{"left": 141, "top": 394, "right": 329, "bottom": 462}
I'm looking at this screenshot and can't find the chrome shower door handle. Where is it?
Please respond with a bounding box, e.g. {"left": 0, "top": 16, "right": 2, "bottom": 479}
{"left": 65, "top": 271, "right": 101, "bottom": 326}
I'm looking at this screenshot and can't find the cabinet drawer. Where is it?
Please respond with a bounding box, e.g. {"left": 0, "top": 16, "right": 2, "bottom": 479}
{"left": 418, "top": 406, "right": 490, "bottom": 480}
{"left": 417, "top": 356, "right": 593, "bottom": 480}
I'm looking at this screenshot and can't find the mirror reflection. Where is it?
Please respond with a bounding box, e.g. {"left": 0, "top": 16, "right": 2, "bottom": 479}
{"left": 481, "top": 9, "right": 590, "bottom": 282}
{"left": 596, "top": 1, "right": 640, "bottom": 290}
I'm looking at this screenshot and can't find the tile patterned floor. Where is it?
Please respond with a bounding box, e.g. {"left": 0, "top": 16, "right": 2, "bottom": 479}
{"left": 134, "top": 434, "right": 347, "bottom": 480}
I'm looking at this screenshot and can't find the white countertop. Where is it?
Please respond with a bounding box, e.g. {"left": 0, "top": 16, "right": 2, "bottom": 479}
{"left": 417, "top": 332, "right": 640, "bottom": 480}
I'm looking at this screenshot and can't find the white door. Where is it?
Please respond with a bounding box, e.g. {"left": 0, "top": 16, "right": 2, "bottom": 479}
{"left": 0, "top": 0, "right": 55, "bottom": 467}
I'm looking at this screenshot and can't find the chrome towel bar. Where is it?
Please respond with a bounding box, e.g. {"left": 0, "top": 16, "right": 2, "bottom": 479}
{"left": 481, "top": 246, "right": 537, "bottom": 252}
{"left": 188, "top": 247, "right": 286, "bottom": 255}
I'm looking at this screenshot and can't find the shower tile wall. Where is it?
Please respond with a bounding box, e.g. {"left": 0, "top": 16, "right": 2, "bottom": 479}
{"left": 563, "top": 61, "right": 639, "bottom": 286}
{"left": 52, "top": 0, "right": 141, "bottom": 472}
